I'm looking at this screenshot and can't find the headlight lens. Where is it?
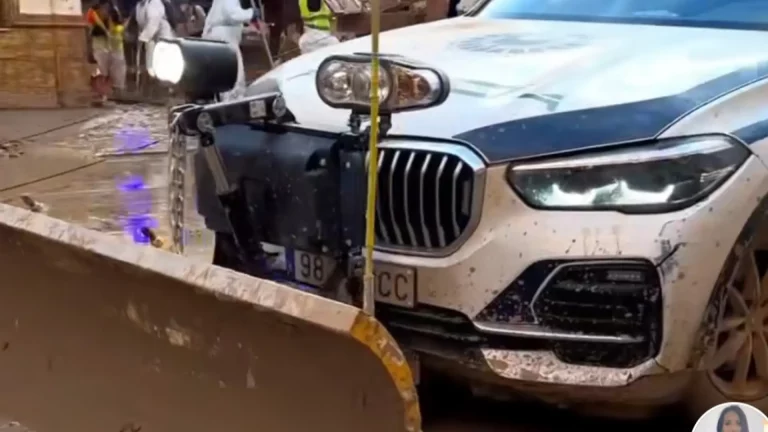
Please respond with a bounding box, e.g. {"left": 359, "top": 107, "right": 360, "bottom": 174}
{"left": 315, "top": 54, "right": 450, "bottom": 113}
{"left": 507, "top": 135, "right": 750, "bottom": 213}
{"left": 317, "top": 60, "right": 392, "bottom": 105}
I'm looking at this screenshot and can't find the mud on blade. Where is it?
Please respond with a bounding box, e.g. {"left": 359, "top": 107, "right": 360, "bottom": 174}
{"left": 0, "top": 204, "right": 420, "bottom": 432}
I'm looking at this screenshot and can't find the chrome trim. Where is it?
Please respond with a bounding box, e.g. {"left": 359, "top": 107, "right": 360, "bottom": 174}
{"left": 388, "top": 150, "right": 404, "bottom": 245}
{"left": 375, "top": 140, "right": 487, "bottom": 257}
{"left": 435, "top": 156, "right": 448, "bottom": 248}
{"left": 472, "top": 321, "right": 644, "bottom": 344}
{"left": 529, "top": 259, "right": 651, "bottom": 324}
{"left": 419, "top": 154, "right": 433, "bottom": 248}
{"left": 375, "top": 154, "right": 391, "bottom": 243}
{"left": 403, "top": 152, "right": 418, "bottom": 244}
{"left": 451, "top": 162, "right": 462, "bottom": 238}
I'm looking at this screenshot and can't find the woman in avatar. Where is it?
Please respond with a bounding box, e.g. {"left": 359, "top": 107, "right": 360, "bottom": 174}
{"left": 717, "top": 405, "right": 750, "bottom": 432}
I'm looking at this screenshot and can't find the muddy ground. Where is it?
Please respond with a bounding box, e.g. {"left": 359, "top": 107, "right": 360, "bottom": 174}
{"left": 0, "top": 106, "right": 688, "bottom": 431}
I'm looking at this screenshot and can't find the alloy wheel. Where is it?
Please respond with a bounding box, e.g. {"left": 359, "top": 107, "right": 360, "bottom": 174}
{"left": 707, "top": 242, "right": 768, "bottom": 400}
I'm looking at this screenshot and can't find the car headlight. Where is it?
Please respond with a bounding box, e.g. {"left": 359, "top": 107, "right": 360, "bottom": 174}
{"left": 315, "top": 54, "right": 450, "bottom": 114}
{"left": 151, "top": 38, "right": 239, "bottom": 98}
{"left": 507, "top": 135, "right": 750, "bottom": 213}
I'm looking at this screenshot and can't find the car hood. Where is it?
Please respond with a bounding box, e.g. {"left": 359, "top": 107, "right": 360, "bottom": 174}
{"left": 254, "top": 17, "right": 768, "bottom": 163}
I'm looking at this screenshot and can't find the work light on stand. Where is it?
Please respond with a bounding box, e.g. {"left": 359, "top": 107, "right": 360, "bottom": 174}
{"left": 151, "top": 38, "right": 240, "bottom": 101}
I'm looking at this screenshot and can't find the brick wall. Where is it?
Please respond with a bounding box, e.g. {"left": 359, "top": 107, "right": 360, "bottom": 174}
{"left": 0, "top": 17, "right": 91, "bottom": 109}
{"left": 0, "top": 0, "right": 20, "bottom": 27}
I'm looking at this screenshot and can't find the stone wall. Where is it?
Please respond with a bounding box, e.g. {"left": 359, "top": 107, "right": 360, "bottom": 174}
{"left": 0, "top": 0, "right": 20, "bottom": 27}
{"left": 0, "top": 6, "right": 91, "bottom": 109}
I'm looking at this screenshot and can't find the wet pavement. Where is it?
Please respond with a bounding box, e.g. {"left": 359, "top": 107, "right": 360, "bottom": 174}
{"left": 0, "top": 109, "right": 104, "bottom": 145}
{"left": 0, "top": 105, "right": 689, "bottom": 431}
{"left": 0, "top": 105, "right": 214, "bottom": 263}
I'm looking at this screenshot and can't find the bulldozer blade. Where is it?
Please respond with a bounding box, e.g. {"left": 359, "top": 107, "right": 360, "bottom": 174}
{"left": 0, "top": 203, "right": 421, "bottom": 432}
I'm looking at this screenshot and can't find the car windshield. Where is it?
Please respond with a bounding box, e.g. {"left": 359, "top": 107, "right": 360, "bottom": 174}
{"left": 474, "top": 0, "right": 768, "bottom": 30}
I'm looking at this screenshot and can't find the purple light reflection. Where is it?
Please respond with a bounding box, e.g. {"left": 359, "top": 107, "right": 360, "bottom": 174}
{"left": 116, "top": 174, "right": 159, "bottom": 244}
{"left": 117, "top": 175, "right": 145, "bottom": 191}
{"left": 114, "top": 127, "right": 157, "bottom": 154}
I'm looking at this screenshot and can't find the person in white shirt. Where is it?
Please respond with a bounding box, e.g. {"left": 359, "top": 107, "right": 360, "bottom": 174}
{"left": 203, "top": 0, "right": 261, "bottom": 101}
{"left": 135, "top": 0, "right": 175, "bottom": 77}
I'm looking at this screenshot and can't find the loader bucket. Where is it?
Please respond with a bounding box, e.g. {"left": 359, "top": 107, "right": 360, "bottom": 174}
{"left": 0, "top": 203, "right": 420, "bottom": 432}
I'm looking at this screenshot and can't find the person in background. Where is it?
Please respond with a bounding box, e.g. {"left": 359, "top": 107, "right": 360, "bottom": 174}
{"left": 178, "top": 0, "right": 207, "bottom": 36}
{"left": 455, "top": 0, "right": 478, "bottom": 15}
{"left": 164, "top": 0, "right": 187, "bottom": 35}
{"left": 202, "top": 0, "right": 261, "bottom": 101}
{"left": 717, "top": 405, "right": 750, "bottom": 432}
{"left": 447, "top": 0, "right": 460, "bottom": 17}
{"left": 86, "top": 0, "right": 127, "bottom": 102}
{"left": 259, "top": 0, "right": 302, "bottom": 63}
{"left": 135, "top": 0, "right": 175, "bottom": 78}
{"left": 297, "top": 0, "right": 339, "bottom": 54}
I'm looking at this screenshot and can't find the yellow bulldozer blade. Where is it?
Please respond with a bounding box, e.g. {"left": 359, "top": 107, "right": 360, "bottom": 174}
{"left": 0, "top": 203, "right": 420, "bottom": 432}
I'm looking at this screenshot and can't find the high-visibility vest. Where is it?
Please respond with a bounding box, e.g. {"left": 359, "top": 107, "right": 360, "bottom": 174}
{"left": 299, "top": 0, "right": 332, "bottom": 31}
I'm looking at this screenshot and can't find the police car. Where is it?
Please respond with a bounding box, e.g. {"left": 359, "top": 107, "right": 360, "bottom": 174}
{"left": 159, "top": 0, "right": 768, "bottom": 418}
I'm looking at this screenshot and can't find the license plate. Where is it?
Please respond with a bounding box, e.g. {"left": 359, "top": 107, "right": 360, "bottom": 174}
{"left": 185, "top": 135, "right": 199, "bottom": 150}
{"left": 249, "top": 99, "right": 267, "bottom": 119}
{"left": 289, "top": 249, "right": 416, "bottom": 308}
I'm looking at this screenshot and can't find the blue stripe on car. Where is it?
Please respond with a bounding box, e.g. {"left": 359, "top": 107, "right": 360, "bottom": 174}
{"left": 454, "top": 61, "right": 768, "bottom": 164}
{"left": 733, "top": 119, "right": 768, "bottom": 145}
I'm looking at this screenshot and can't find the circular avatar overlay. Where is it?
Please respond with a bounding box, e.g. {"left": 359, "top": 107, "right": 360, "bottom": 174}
{"left": 692, "top": 402, "right": 767, "bottom": 432}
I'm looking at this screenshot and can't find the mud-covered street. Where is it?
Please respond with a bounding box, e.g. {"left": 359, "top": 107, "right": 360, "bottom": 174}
{"left": 0, "top": 106, "right": 213, "bottom": 263}
{"left": 0, "top": 106, "right": 690, "bottom": 432}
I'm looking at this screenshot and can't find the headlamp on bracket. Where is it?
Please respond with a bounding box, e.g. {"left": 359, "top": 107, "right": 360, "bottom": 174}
{"left": 315, "top": 53, "right": 451, "bottom": 114}
{"left": 152, "top": 38, "right": 239, "bottom": 99}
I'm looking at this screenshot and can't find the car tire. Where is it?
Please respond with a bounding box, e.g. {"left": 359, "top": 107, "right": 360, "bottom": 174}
{"left": 685, "top": 374, "right": 768, "bottom": 417}
{"left": 685, "top": 237, "right": 768, "bottom": 417}
{"left": 418, "top": 371, "right": 471, "bottom": 425}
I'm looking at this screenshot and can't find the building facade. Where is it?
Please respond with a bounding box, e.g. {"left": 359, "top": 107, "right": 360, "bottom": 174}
{"left": 0, "top": 0, "right": 91, "bottom": 108}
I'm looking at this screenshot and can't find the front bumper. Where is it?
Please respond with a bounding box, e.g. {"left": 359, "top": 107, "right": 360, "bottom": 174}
{"left": 188, "top": 120, "right": 768, "bottom": 397}
{"left": 373, "top": 156, "right": 768, "bottom": 395}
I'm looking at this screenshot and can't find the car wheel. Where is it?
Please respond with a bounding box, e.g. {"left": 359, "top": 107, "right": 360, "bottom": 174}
{"left": 686, "top": 238, "right": 768, "bottom": 416}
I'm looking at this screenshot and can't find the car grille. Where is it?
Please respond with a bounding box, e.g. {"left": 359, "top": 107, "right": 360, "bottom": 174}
{"left": 532, "top": 262, "right": 660, "bottom": 338}
{"left": 531, "top": 261, "right": 663, "bottom": 367}
{"left": 386, "top": 260, "right": 663, "bottom": 369}
{"left": 371, "top": 144, "right": 482, "bottom": 252}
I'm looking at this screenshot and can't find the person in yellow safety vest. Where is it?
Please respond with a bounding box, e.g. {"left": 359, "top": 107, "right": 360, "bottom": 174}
{"left": 298, "top": 0, "right": 339, "bottom": 54}
{"left": 86, "top": 0, "right": 127, "bottom": 101}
